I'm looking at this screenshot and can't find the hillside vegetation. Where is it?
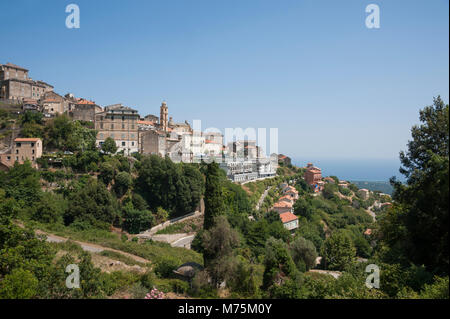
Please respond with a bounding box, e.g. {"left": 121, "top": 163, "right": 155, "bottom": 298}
{"left": 0, "top": 97, "right": 448, "bottom": 299}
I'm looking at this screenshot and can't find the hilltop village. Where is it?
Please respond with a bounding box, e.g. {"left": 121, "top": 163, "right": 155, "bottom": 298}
{"left": 0, "top": 62, "right": 278, "bottom": 183}
{"left": 0, "top": 62, "right": 392, "bottom": 235}
{"left": 2, "top": 61, "right": 445, "bottom": 301}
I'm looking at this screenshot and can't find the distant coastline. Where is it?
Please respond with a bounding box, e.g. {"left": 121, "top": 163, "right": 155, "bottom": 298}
{"left": 350, "top": 180, "right": 394, "bottom": 195}
{"left": 292, "top": 157, "right": 404, "bottom": 184}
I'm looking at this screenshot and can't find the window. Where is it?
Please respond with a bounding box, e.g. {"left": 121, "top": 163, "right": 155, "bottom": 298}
{"left": 31, "top": 143, "right": 34, "bottom": 147}
{"left": 122, "top": 142, "right": 126, "bottom": 146}
{"left": 15, "top": 156, "right": 18, "bottom": 161}
{"left": 32, "top": 156, "right": 35, "bottom": 160}
{"left": 122, "top": 124, "right": 125, "bottom": 129}
{"left": 131, "top": 142, "right": 135, "bottom": 146}
{"left": 122, "top": 116, "right": 125, "bottom": 121}
{"left": 111, "top": 124, "right": 114, "bottom": 129}
{"left": 32, "top": 149, "right": 35, "bottom": 154}
{"left": 15, "top": 149, "right": 19, "bottom": 154}
{"left": 99, "top": 133, "right": 104, "bottom": 139}
{"left": 100, "top": 123, "right": 103, "bottom": 129}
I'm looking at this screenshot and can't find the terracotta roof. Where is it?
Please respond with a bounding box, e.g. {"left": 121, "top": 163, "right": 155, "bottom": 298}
{"left": 364, "top": 229, "right": 372, "bottom": 236}
{"left": 205, "top": 139, "right": 221, "bottom": 144}
{"left": 284, "top": 186, "right": 298, "bottom": 194}
{"left": 15, "top": 138, "right": 41, "bottom": 142}
{"left": 279, "top": 195, "right": 293, "bottom": 201}
{"left": 280, "top": 212, "right": 298, "bottom": 223}
{"left": 278, "top": 155, "right": 287, "bottom": 159}
{"left": 137, "top": 120, "right": 156, "bottom": 126}
{"left": 273, "top": 201, "right": 293, "bottom": 208}
{"left": 77, "top": 98, "right": 95, "bottom": 105}
{"left": 43, "top": 99, "right": 59, "bottom": 103}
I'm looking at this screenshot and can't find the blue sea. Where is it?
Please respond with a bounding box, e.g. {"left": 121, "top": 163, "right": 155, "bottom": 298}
{"left": 292, "top": 158, "right": 405, "bottom": 182}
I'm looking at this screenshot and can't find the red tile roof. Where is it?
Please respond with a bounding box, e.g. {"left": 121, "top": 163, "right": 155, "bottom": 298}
{"left": 77, "top": 99, "right": 95, "bottom": 105}
{"left": 205, "top": 139, "right": 221, "bottom": 144}
{"left": 279, "top": 195, "right": 293, "bottom": 201}
{"left": 137, "top": 120, "right": 156, "bottom": 125}
{"left": 273, "top": 201, "right": 293, "bottom": 208}
{"left": 280, "top": 212, "right": 298, "bottom": 223}
{"left": 15, "top": 138, "right": 41, "bottom": 142}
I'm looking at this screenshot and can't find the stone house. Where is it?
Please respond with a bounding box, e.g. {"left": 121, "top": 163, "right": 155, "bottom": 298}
{"left": 0, "top": 63, "right": 53, "bottom": 102}
{"left": 95, "top": 104, "right": 139, "bottom": 155}
{"left": 0, "top": 137, "right": 42, "bottom": 169}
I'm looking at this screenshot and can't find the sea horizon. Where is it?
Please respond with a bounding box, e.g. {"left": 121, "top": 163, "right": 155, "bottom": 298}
{"left": 291, "top": 157, "right": 405, "bottom": 183}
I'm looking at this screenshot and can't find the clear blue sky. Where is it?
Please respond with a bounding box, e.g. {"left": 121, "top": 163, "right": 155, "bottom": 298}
{"left": 1, "top": 0, "right": 448, "bottom": 160}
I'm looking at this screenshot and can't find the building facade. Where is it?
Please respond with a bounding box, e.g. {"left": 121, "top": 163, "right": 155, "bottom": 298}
{"left": 95, "top": 104, "right": 139, "bottom": 155}
{"left": 0, "top": 137, "right": 42, "bottom": 169}
{"left": 304, "top": 162, "right": 323, "bottom": 192}
{"left": 279, "top": 212, "right": 299, "bottom": 232}
{"left": 0, "top": 63, "right": 53, "bottom": 102}
{"left": 71, "top": 99, "right": 102, "bottom": 122}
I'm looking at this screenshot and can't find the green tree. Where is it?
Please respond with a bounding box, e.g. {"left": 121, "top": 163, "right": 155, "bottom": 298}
{"left": 44, "top": 114, "right": 74, "bottom": 151}
{"left": 419, "top": 276, "right": 449, "bottom": 299}
{"left": 31, "top": 192, "right": 67, "bottom": 224}
{"left": 182, "top": 164, "right": 205, "bottom": 212}
{"left": 0, "top": 268, "right": 38, "bottom": 299}
{"left": 64, "top": 179, "right": 119, "bottom": 228}
{"left": 202, "top": 215, "right": 239, "bottom": 281}
{"left": 21, "top": 122, "right": 44, "bottom": 138}
{"left": 20, "top": 111, "right": 43, "bottom": 125}
{"left": 203, "top": 162, "right": 225, "bottom": 230}
{"left": 98, "top": 162, "right": 115, "bottom": 185}
{"left": 321, "top": 231, "right": 356, "bottom": 271}
{"left": 262, "top": 237, "right": 301, "bottom": 296}
{"left": 289, "top": 236, "right": 318, "bottom": 272}
{"left": 382, "top": 96, "right": 449, "bottom": 275}
{"left": 68, "top": 121, "right": 97, "bottom": 152}
{"left": 114, "top": 171, "right": 132, "bottom": 197}
{"left": 122, "top": 204, "right": 154, "bottom": 234}
{"left": 136, "top": 155, "right": 200, "bottom": 218}
{"left": 155, "top": 206, "right": 169, "bottom": 224}
{"left": 101, "top": 137, "right": 118, "bottom": 155}
{"left": 2, "top": 161, "right": 41, "bottom": 204}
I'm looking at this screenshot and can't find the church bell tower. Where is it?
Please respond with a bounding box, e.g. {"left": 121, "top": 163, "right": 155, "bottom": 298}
{"left": 160, "top": 101, "right": 168, "bottom": 132}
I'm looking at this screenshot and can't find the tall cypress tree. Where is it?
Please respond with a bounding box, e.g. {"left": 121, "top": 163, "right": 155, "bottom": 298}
{"left": 203, "top": 161, "right": 225, "bottom": 230}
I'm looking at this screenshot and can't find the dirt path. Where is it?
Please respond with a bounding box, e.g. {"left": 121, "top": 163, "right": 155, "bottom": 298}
{"left": 309, "top": 269, "right": 342, "bottom": 279}
{"left": 35, "top": 230, "right": 151, "bottom": 264}
{"left": 256, "top": 186, "right": 273, "bottom": 210}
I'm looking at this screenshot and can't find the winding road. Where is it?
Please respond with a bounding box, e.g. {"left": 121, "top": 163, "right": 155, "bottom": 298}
{"left": 35, "top": 230, "right": 151, "bottom": 264}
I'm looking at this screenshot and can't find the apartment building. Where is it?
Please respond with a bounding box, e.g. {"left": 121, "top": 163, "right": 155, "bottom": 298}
{"left": 95, "top": 104, "right": 139, "bottom": 155}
